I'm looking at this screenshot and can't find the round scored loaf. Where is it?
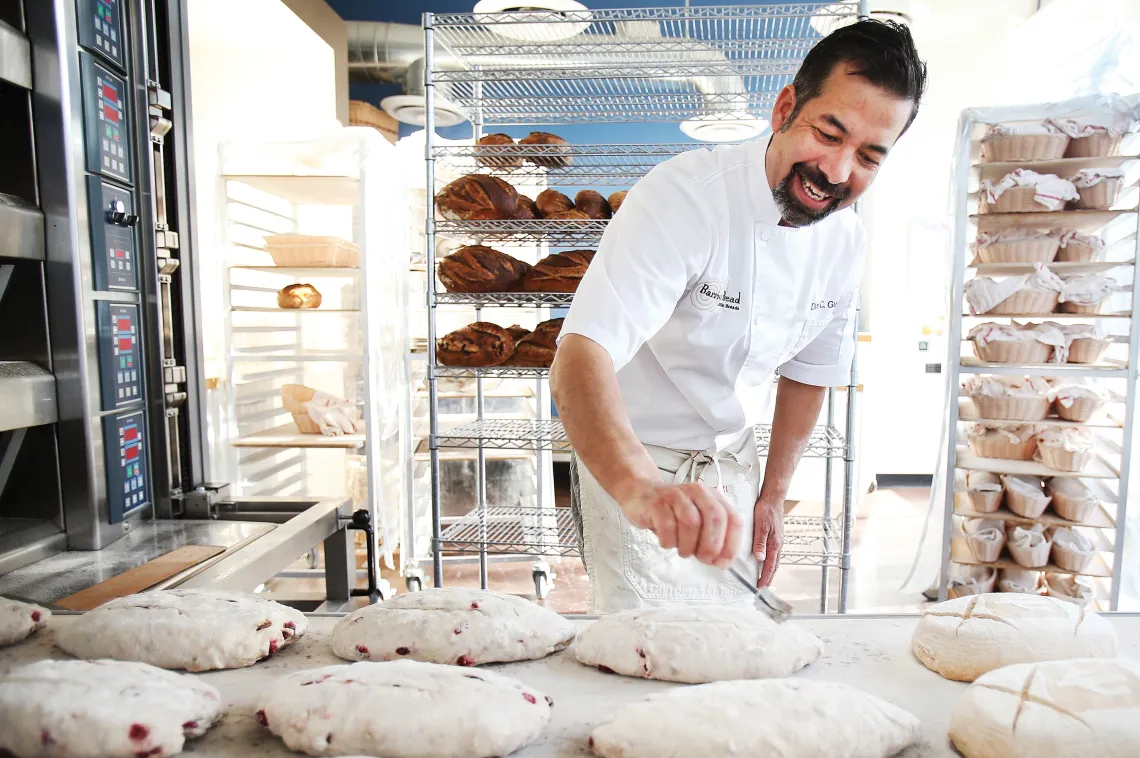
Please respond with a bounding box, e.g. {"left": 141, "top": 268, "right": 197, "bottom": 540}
{"left": 502, "top": 318, "right": 563, "bottom": 368}
{"left": 518, "top": 131, "right": 571, "bottom": 168}
{"left": 547, "top": 209, "right": 590, "bottom": 220}
{"left": 514, "top": 195, "right": 539, "bottom": 220}
{"left": 523, "top": 250, "right": 595, "bottom": 293}
{"left": 436, "top": 322, "right": 516, "bottom": 367}
{"left": 277, "top": 283, "right": 322, "bottom": 309}
{"left": 575, "top": 190, "right": 612, "bottom": 219}
{"left": 438, "top": 246, "right": 530, "bottom": 293}
{"left": 474, "top": 133, "right": 522, "bottom": 168}
{"left": 608, "top": 190, "right": 627, "bottom": 213}
{"left": 435, "top": 174, "right": 519, "bottom": 221}
{"left": 535, "top": 189, "right": 574, "bottom": 218}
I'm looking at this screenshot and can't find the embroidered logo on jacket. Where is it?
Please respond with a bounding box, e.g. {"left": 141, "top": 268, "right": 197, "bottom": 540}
{"left": 691, "top": 280, "right": 742, "bottom": 311}
{"left": 811, "top": 300, "right": 838, "bottom": 311}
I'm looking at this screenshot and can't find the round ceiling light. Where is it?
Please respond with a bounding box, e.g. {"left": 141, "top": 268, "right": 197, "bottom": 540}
{"left": 381, "top": 95, "right": 467, "bottom": 127}
{"left": 679, "top": 115, "right": 769, "bottom": 143}
{"left": 473, "top": 0, "right": 591, "bottom": 42}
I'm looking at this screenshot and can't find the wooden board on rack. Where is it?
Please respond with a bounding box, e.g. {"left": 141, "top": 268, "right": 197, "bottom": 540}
{"left": 956, "top": 447, "right": 1119, "bottom": 479}
{"left": 231, "top": 306, "right": 360, "bottom": 313}
{"left": 967, "top": 260, "right": 1134, "bottom": 276}
{"left": 55, "top": 545, "right": 226, "bottom": 610}
{"left": 226, "top": 174, "right": 359, "bottom": 205}
{"left": 950, "top": 538, "right": 1112, "bottom": 577}
{"left": 958, "top": 398, "right": 1123, "bottom": 428}
{"left": 970, "top": 208, "right": 1137, "bottom": 232}
{"left": 962, "top": 311, "right": 1131, "bottom": 320}
{"left": 954, "top": 501, "right": 1116, "bottom": 529}
{"left": 973, "top": 154, "right": 1139, "bottom": 181}
{"left": 229, "top": 266, "right": 360, "bottom": 276}
{"left": 959, "top": 356, "right": 1126, "bottom": 372}
{"left": 233, "top": 424, "right": 365, "bottom": 449}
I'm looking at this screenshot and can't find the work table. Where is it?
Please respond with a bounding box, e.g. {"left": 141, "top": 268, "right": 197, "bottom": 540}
{"left": 4, "top": 614, "right": 1140, "bottom": 757}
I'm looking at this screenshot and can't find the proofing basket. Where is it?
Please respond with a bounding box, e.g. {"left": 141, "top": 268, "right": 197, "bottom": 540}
{"left": 292, "top": 412, "right": 320, "bottom": 435}
{"left": 1067, "top": 338, "right": 1110, "bottom": 364}
{"left": 1060, "top": 298, "right": 1106, "bottom": 315}
{"left": 1038, "top": 443, "right": 1093, "bottom": 472}
{"left": 968, "top": 488, "right": 1003, "bottom": 513}
{"left": 1046, "top": 575, "right": 1093, "bottom": 606}
{"left": 948, "top": 568, "right": 997, "bottom": 599}
{"left": 1073, "top": 178, "right": 1123, "bottom": 210}
{"left": 971, "top": 394, "right": 1050, "bottom": 421}
{"left": 1052, "top": 539, "right": 1095, "bottom": 574}
{"left": 1008, "top": 534, "right": 1051, "bottom": 569}
{"left": 973, "top": 339, "right": 1052, "bottom": 364}
{"left": 281, "top": 384, "right": 316, "bottom": 414}
{"left": 976, "top": 236, "right": 1059, "bottom": 265}
{"left": 1065, "top": 133, "right": 1123, "bottom": 158}
{"left": 1050, "top": 488, "right": 1098, "bottom": 522}
{"left": 1055, "top": 239, "right": 1101, "bottom": 262}
{"left": 965, "top": 521, "right": 1006, "bottom": 563}
{"left": 264, "top": 234, "right": 361, "bottom": 268}
{"left": 981, "top": 134, "right": 1069, "bottom": 162}
{"left": 989, "top": 289, "right": 1059, "bottom": 315}
{"left": 1004, "top": 483, "right": 1051, "bottom": 519}
{"left": 1054, "top": 395, "right": 1105, "bottom": 422}
{"left": 984, "top": 187, "right": 1051, "bottom": 214}
{"left": 969, "top": 433, "right": 1037, "bottom": 461}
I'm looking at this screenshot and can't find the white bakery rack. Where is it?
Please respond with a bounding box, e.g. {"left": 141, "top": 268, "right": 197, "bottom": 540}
{"left": 937, "top": 94, "right": 1140, "bottom": 610}
{"left": 415, "top": 2, "right": 867, "bottom": 610}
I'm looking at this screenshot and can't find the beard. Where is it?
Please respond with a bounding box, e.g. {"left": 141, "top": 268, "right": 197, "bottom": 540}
{"left": 772, "top": 162, "right": 851, "bottom": 227}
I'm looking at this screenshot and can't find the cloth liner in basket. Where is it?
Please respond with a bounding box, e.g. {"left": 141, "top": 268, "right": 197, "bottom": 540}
{"left": 964, "top": 375, "right": 1051, "bottom": 420}
{"left": 1059, "top": 322, "right": 1110, "bottom": 364}
{"left": 1046, "top": 476, "right": 1099, "bottom": 522}
{"left": 280, "top": 384, "right": 362, "bottom": 436}
{"left": 1058, "top": 272, "right": 1117, "bottom": 315}
{"left": 1006, "top": 523, "right": 1051, "bottom": 568}
{"left": 1048, "top": 114, "right": 1134, "bottom": 157}
{"left": 979, "top": 169, "right": 1079, "bottom": 213}
{"left": 1050, "top": 526, "right": 1096, "bottom": 573}
{"left": 263, "top": 234, "right": 361, "bottom": 268}
{"left": 1068, "top": 168, "right": 1126, "bottom": 210}
{"left": 968, "top": 322, "right": 1063, "bottom": 364}
{"left": 968, "top": 424, "right": 1038, "bottom": 461}
{"left": 1036, "top": 427, "right": 1095, "bottom": 472}
{"left": 974, "top": 230, "right": 1059, "bottom": 265}
{"left": 998, "top": 567, "right": 1044, "bottom": 594}
{"left": 980, "top": 122, "right": 1069, "bottom": 162}
{"left": 1049, "top": 381, "right": 1108, "bottom": 422}
{"left": 1050, "top": 230, "right": 1106, "bottom": 262}
{"left": 948, "top": 565, "right": 998, "bottom": 599}
{"left": 965, "top": 471, "right": 1003, "bottom": 513}
{"left": 964, "top": 518, "right": 1006, "bottom": 563}
{"left": 965, "top": 265, "right": 1063, "bottom": 316}
{"left": 1001, "top": 474, "right": 1051, "bottom": 518}
{"left": 1046, "top": 574, "right": 1095, "bottom": 605}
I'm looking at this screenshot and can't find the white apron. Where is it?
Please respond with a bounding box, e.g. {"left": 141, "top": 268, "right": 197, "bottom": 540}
{"left": 570, "top": 429, "right": 763, "bottom": 614}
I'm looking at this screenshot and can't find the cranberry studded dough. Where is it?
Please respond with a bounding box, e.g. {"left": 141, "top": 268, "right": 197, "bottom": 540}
{"left": 573, "top": 605, "right": 823, "bottom": 684}
{"left": 0, "top": 659, "right": 223, "bottom": 758}
{"left": 54, "top": 588, "right": 308, "bottom": 671}
{"left": 255, "top": 660, "right": 553, "bottom": 758}
{"left": 331, "top": 587, "right": 576, "bottom": 667}
{"left": 0, "top": 596, "right": 50, "bottom": 646}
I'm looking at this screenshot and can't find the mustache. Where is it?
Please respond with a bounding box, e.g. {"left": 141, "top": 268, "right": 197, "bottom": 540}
{"left": 791, "top": 163, "right": 850, "bottom": 201}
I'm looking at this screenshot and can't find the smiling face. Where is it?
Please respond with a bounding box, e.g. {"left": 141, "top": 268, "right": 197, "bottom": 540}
{"left": 766, "top": 62, "right": 915, "bottom": 227}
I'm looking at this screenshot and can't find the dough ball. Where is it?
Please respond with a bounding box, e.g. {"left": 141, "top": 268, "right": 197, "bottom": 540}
{"left": 573, "top": 605, "right": 822, "bottom": 683}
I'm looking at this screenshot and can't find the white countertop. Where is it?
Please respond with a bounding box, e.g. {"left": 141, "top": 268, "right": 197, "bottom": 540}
{"left": 4, "top": 614, "right": 1140, "bottom": 757}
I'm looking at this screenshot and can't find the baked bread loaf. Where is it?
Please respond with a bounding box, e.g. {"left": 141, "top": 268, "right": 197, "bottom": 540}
{"left": 435, "top": 174, "right": 519, "bottom": 221}
{"left": 547, "top": 209, "right": 590, "bottom": 220}
{"left": 575, "top": 190, "right": 612, "bottom": 219}
{"left": 505, "top": 325, "right": 531, "bottom": 343}
{"left": 522, "top": 251, "right": 594, "bottom": 292}
{"left": 608, "top": 190, "right": 627, "bottom": 213}
{"left": 518, "top": 132, "right": 571, "bottom": 168}
{"left": 535, "top": 189, "right": 574, "bottom": 217}
{"left": 277, "top": 283, "right": 322, "bottom": 309}
{"left": 503, "top": 318, "right": 563, "bottom": 367}
{"left": 514, "top": 195, "right": 538, "bottom": 220}
{"left": 437, "top": 322, "right": 516, "bottom": 367}
{"left": 474, "top": 133, "right": 522, "bottom": 168}
{"left": 438, "top": 246, "right": 530, "bottom": 293}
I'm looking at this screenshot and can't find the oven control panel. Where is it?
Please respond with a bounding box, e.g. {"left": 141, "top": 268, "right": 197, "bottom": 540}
{"left": 80, "top": 53, "right": 131, "bottom": 185}
{"left": 95, "top": 301, "right": 143, "bottom": 410}
{"left": 77, "top": 0, "right": 125, "bottom": 72}
{"left": 87, "top": 177, "right": 138, "bottom": 291}
{"left": 103, "top": 410, "right": 149, "bottom": 523}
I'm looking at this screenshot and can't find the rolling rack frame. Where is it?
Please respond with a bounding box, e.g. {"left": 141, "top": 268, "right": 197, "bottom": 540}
{"left": 415, "top": 2, "right": 868, "bottom": 612}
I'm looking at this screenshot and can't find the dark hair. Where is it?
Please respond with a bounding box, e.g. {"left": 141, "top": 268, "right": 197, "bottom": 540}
{"left": 786, "top": 19, "right": 927, "bottom": 135}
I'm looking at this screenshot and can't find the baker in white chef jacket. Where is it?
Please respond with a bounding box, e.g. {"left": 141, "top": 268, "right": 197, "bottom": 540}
{"left": 551, "top": 20, "right": 928, "bottom": 613}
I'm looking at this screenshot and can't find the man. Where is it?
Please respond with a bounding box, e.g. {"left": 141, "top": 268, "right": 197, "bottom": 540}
{"left": 551, "top": 20, "right": 927, "bottom": 613}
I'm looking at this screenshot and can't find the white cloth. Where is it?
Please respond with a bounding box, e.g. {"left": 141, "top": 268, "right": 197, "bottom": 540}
{"left": 984, "top": 122, "right": 1064, "bottom": 137}
{"left": 572, "top": 430, "right": 763, "bottom": 614}
{"left": 1069, "top": 167, "right": 1125, "bottom": 188}
{"left": 1059, "top": 273, "right": 1116, "bottom": 305}
{"left": 1051, "top": 230, "right": 1105, "bottom": 252}
{"left": 1049, "top": 381, "right": 1108, "bottom": 408}
{"left": 1047, "top": 115, "right": 1133, "bottom": 138}
{"left": 304, "top": 391, "right": 363, "bottom": 436}
{"left": 979, "top": 169, "right": 1079, "bottom": 211}
{"left": 560, "top": 137, "right": 865, "bottom": 451}
{"left": 1037, "top": 427, "right": 1094, "bottom": 453}
{"left": 964, "top": 375, "right": 1050, "bottom": 398}
{"left": 964, "top": 265, "right": 1063, "bottom": 315}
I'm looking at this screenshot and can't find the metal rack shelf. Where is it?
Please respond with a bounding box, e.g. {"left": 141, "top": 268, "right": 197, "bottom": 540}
{"left": 440, "top": 506, "right": 579, "bottom": 557}
{"left": 781, "top": 515, "right": 845, "bottom": 567}
{"left": 434, "top": 143, "right": 702, "bottom": 186}
{"left": 428, "top": 3, "right": 860, "bottom": 125}
{"left": 436, "top": 419, "right": 572, "bottom": 452}
{"left": 434, "top": 219, "right": 607, "bottom": 245}
{"left": 436, "top": 292, "right": 575, "bottom": 308}
{"left": 757, "top": 424, "right": 844, "bottom": 459}
{"left": 436, "top": 366, "right": 551, "bottom": 379}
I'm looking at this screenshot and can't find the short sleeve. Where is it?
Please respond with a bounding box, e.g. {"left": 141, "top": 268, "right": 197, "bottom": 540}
{"left": 778, "top": 287, "right": 858, "bottom": 387}
{"left": 559, "top": 159, "right": 712, "bottom": 371}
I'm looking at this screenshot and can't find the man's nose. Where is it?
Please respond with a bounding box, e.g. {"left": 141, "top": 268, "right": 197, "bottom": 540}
{"left": 817, "top": 148, "right": 854, "bottom": 187}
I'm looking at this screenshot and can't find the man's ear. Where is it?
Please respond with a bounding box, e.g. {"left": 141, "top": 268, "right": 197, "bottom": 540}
{"left": 770, "top": 85, "right": 797, "bottom": 133}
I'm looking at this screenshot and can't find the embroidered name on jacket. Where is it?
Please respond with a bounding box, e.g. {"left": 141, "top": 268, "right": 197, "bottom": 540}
{"left": 691, "top": 280, "right": 742, "bottom": 311}
{"left": 811, "top": 300, "right": 837, "bottom": 311}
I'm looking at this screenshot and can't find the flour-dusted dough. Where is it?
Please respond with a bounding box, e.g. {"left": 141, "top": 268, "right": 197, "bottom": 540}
{"left": 256, "top": 660, "right": 553, "bottom": 757}
{"left": 331, "top": 587, "right": 575, "bottom": 666}
{"left": 0, "top": 659, "right": 222, "bottom": 758}
{"left": 55, "top": 588, "right": 308, "bottom": 671}
{"left": 573, "top": 605, "right": 822, "bottom": 683}
{"left": 589, "top": 679, "right": 921, "bottom": 758}
{"left": 0, "top": 596, "right": 50, "bottom": 646}
{"left": 911, "top": 593, "right": 1117, "bottom": 682}
{"left": 950, "top": 658, "right": 1140, "bottom": 758}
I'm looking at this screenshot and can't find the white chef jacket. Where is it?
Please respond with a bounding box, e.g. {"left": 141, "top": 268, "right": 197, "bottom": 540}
{"left": 560, "top": 137, "right": 866, "bottom": 452}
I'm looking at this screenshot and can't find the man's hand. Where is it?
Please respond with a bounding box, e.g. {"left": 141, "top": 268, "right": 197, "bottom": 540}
{"left": 620, "top": 482, "right": 744, "bottom": 568}
{"left": 752, "top": 497, "right": 784, "bottom": 587}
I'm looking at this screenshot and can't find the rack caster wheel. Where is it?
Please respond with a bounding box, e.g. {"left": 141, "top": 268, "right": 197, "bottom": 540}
{"left": 406, "top": 576, "right": 423, "bottom": 593}
{"left": 533, "top": 570, "right": 551, "bottom": 600}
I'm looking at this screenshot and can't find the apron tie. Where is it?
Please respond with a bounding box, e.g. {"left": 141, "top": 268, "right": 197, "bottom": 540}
{"left": 670, "top": 448, "right": 753, "bottom": 494}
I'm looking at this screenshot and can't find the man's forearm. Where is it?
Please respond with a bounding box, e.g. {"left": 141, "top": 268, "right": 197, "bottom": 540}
{"left": 550, "top": 335, "right": 660, "bottom": 502}
{"left": 759, "top": 376, "right": 829, "bottom": 504}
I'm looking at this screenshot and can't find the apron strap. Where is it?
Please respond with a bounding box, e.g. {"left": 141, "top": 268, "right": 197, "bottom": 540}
{"left": 670, "top": 449, "right": 753, "bottom": 494}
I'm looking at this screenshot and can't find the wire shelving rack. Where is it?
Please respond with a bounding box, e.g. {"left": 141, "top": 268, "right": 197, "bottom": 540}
{"left": 416, "top": 2, "right": 865, "bottom": 609}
